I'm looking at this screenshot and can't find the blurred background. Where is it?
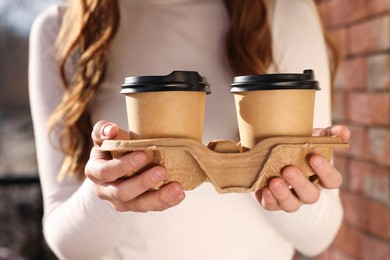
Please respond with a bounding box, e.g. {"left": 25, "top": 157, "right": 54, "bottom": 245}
{"left": 311, "top": 1, "right": 390, "bottom": 259}
{"left": 0, "top": 0, "right": 388, "bottom": 259}
{"left": 0, "top": 0, "right": 59, "bottom": 258}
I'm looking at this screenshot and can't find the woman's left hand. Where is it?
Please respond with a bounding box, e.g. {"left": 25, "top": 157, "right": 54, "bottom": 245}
{"left": 255, "top": 125, "right": 351, "bottom": 212}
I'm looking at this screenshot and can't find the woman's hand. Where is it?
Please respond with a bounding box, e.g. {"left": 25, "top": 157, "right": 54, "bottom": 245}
{"left": 255, "top": 125, "right": 351, "bottom": 212}
{"left": 85, "top": 120, "right": 185, "bottom": 212}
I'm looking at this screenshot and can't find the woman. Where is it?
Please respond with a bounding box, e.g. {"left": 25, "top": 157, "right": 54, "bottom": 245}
{"left": 29, "top": 0, "right": 350, "bottom": 259}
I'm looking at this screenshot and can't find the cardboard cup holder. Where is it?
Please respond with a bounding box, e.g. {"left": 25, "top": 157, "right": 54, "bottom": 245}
{"left": 100, "top": 136, "right": 348, "bottom": 194}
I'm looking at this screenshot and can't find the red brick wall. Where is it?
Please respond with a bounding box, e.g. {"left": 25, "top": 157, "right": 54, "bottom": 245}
{"left": 296, "top": 1, "right": 390, "bottom": 259}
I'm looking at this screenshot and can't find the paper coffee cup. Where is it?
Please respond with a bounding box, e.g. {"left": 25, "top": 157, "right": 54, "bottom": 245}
{"left": 231, "top": 69, "right": 320, "bottom": 150}
{"left": 121, "top": 71, "right": 211, "bottom": 141}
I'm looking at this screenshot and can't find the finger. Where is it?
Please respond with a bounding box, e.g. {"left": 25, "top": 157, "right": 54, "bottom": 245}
{"left": 310, "top": 155, "right": 342, "bottom": 189}
{"left": 256, "top": 188, "right": 280, "bottom": 211}
{"left": 92, "top": 120, "right": 130, "bottom": 146}
{"left": 95, "top": 166, "right": 168, "bottom": 202}
{"left": 313, "top": 125, "right": 350, "bottom": 142}
{"left": 123, "top": 182, "right": 185, "bottom": 212}
{"left": 85, "top": 150, "right": 148, "bottom": 183}
{"left": 327, "top": 125, "right": 351, "bottom": 141}
{"left": 282, "top": 166, "right": 320, "bottom": 204}
{"left": 268, "top": 178, "right": 301, "bottom": 213}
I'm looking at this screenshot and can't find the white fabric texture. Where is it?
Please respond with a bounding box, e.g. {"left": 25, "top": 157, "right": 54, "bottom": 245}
{"left": 29, "top": 0, "right": 342, "bottom": 259}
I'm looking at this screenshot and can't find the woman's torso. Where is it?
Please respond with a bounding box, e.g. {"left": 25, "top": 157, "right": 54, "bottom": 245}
{"left": 91, "top": 0, "right": 294, "bottom": 259}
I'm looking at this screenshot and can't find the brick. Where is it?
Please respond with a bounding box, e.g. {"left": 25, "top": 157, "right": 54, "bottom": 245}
{"left": 333, "top": 155, "right": 349, "bottom": 189}
{"left": 368, "top": 53, "right": 390, "bottom": 90}
{"left": 367, "top": 199, "right": 390, "bottom": 240}
{"left": 335, "top": 57, "right": 367, "bottom": 90}
{"left": 348, "top": 160, "right": 390, "bottom": 205}
{"left": 343, "top": 125, "right": 368, "bottom": 159}
{"left": 340, "top": 191, "right": 368, "bottom": 229}
{"left": 348, "top": 16, "right": 390, "bottom": 55}
{"left": 367, "top": 0, "right": 390, "bottom": 16}
{"left": 317, "top": 0, "right": 367, "bottom": 27}
{"left": 332, "top": 91, "right": 348, "bottom": 122}
{"left": 311, "top": 249, "right": 353, "bottom": 260}
{"left": 348, "top": 160, "right": 373, "bottom": 194}
{"left": 359, "top": 232, "right": 390, "bottom": 260}
{"left": 316, "top": 1, "right": 333, "bottom": 27}
{"left": 346, "top": 92, "right": 390, "bottom": 125}
{"left": 332, "top": 224, "right": 359, "bottom": 258}
{"left": 324, "top": 246, "right": 355, "bottom": 260}
{"left": 334, "top": 224, "right": 390, "bottom": 259}
{"left": 363, "top": 165, "right": 390, "bottom": 205}
{"left": 368, "top": 127, "right": 390, "bottom": 167}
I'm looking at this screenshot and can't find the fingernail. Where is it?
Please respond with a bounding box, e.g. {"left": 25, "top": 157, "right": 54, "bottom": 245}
{"left": 151, "top": 168, "right": 166, "bottom": 182}
{"left": 103, "top": 124, "right": 114, "bottom": 137}
{"left": 262, "top": 189, "right": 272, "bottom": 199}
{"left": 131, "top": 152, "right": 147, "bottom": 167}
{"left": 168, "top": 186, "right": 182, "bottom": 198}
{"left": 311, "top": 156, "right": 324, "bottom": 169}
{"left": 271, "top": 181, "right": 283, "bottom": 192}
{"left": 284, "top": 168, "right": 298, "bottom": 181}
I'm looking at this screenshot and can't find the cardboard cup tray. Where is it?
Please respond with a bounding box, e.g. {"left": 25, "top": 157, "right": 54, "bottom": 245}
{"left": 100, "top": 136, "right": 348, "bottom": 194}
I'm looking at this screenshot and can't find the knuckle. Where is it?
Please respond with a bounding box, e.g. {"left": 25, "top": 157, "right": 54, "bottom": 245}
{"left": 284, "top": 206, "right": 299, "bottom": 213}
{"left": 127, "top": 152, "right": 147, "bottom": 169}
{"left": 320, "top": 167, "right": 343, "bottom": 189}
{"left": 118, "top": 161, "right": 137, "bottom": 177}
{"left": 95, "top": 186, "right": 108, "bottom": 200}
{"left": 334, "top": 175, "right": 343, "bottom": 188}
{"left": 84, "top": 162, "right": 93, "bottom": 179}
{"left": 274, "top": 190, "right": 290, "bottom": 202}
{"left": 91, "top": 120, "right": 106, "bottom": 141}
{"left": 94, "top": 164, "right": 111, "bottom": 183}
{"left": 116, "top": 153, "right": 147, "bottom": 177}
{"left": 156, "top": 199, "right": 179, "bottom": 212}
{"left": 281, "top": 200, "right": 301, "bottom": 213}
{"left": 263, "top": 203, "right": 279, "bottom": 211}
{"left": 292, "top": 177, "right": 308, "bottom": 190}
{"left": 130, "top": 202, "right": 149, "bottom": 213}
{"left": 331, "top": 173, "right": 343, "bottom": 188}
{"left": 301, "top": 192, "right": 320, "bottom": 205}
{"left": 136, "top": 176, "right": 153, "bottom": 191}
{"left": 138, "top": 169, "right": 164, "bottom": 190}
{"left": 158, "top": 196, "right": 175, "bottom": 211}
{"left": 111, "top": 187, "right": 129, "bottom": 202}
{"left": 112, "top": 201, "right": 128, "bottom": 212}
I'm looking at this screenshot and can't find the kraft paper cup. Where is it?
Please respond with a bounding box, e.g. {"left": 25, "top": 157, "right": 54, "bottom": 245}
{"left": 121, "top": 71, "right": 211, "bottom": 141}
{"left": 231, "top": 70, "right": 321, "bottom": 150}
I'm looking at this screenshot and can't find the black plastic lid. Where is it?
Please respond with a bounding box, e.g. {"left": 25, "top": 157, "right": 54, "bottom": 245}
{"left": 230, "top": 69, "right": 320, "bottom": 92}
{"left": 121, "top": 71, "right": 211, "bottom": 94}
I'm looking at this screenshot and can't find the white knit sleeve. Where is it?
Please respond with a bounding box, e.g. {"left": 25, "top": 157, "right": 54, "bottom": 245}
{"left": 29, "top": 6, "right": 131, "bottom": 259}
{"left": 260, "top": 0, "right": 343, "bottom": 256}
{"left": 271, "top": 0, "right": 332, "bottom": 128}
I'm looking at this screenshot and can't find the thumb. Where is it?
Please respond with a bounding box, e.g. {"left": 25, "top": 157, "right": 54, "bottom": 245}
{"left": 91, "top": 120, "right": 130, "bottom": 146}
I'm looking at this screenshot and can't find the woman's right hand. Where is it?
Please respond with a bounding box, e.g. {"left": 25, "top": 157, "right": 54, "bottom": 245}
{"left": 85, "top": 120, "right": 185, "bottom": 212}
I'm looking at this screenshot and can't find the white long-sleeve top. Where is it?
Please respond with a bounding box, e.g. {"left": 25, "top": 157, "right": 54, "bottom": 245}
{"left": 29, "top": 0, "right": 342, "bottom": 259}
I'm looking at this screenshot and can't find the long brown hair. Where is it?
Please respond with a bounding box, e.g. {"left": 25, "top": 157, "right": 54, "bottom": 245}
{"left": 51, "top": 0, "right": 337, "bottom": 179}
{"left": 224, "top": 0, "right": 273, "bottom": 75}
{"left": 50, "top": 0, "right": 120, "bottom": 180}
